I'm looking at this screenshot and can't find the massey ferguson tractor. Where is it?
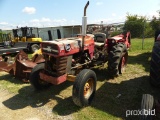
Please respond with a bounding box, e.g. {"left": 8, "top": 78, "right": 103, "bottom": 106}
{"left": 29, "top": 1, "right": 131, "bottom": 107}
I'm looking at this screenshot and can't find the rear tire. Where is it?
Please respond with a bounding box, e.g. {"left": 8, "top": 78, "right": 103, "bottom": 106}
{"left": 150, "top": 41, "right": 160, "bottom": 87}
{"left": 72, "top": 69, "right": 97, "bottom": 107}
{"left": 29, "top": 63, "right": 51, "bottom": 90}
{"left": 31, "top": 44, "right": 39, "bottom": 53}
{"left": 108, "top": 43, "right": 128, "bottom": 76}
{"left": 140, "top": 94, "right": 155, "bottom": 120}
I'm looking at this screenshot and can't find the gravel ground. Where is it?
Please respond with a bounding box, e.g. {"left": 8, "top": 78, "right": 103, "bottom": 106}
{"left": 0, "top": 80, "right": 74, "bottom": 120}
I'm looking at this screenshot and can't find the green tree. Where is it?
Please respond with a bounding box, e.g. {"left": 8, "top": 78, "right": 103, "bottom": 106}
{"left": 144, "top": 22, "right": 154, "bottom": 38}
{"left": 150, "top": 16, "right": 160, "bottom": 31}
{"left": 123, "top": 13, "right": 146, "bottom": 38}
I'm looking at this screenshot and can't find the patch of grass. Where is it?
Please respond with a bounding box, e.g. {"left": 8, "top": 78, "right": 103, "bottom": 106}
{"left": 0, "top": 72, "right": 30, "bottom": 94}
{"left": 0, "top": 38, "right": 159, "bottom": 120}
{"left": 129, "top": 38, "right": 154, "bottom": 53}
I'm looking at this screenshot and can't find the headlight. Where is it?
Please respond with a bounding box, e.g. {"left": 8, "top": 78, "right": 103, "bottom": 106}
{"left": 65, "top": 44, "right": 71, "bottom": 51}
{"left": 111, "top": 39, "right": 116, "bottom": 43}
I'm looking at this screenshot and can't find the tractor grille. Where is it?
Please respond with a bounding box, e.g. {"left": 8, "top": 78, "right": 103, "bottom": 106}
{"left": 44, "top": 55, "right": 68, "bottom": 76}
{"left": 42, "top": 43, "right": 59, "bottom": 55}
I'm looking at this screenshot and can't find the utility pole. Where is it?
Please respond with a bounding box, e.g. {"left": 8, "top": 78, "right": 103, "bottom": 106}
{"left": 142, "top": 20, "right": 145, "bottom": 50}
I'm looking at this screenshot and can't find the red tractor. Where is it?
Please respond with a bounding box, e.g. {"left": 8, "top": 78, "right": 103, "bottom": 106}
{"left": 29, "top": 1, "right": 131, "bottom": 107}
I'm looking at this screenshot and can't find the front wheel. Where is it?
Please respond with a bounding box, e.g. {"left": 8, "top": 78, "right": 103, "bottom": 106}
{"left": 29, "top": 63, "right": 51, "bottom": 90}
{"left": 140, "top": 94, "right": 155, "bottom": 120}
{"left": 72, "top": 69, "right": 97, "bottom": 107}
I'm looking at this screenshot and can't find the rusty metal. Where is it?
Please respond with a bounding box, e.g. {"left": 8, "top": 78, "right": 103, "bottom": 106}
{"left": 44, "top": 55, "right": 68, "bottom": 76}
{"left": 84, "top": 1, "right": 89, "bottom": 16}
{"left": 39, "top": 72, "right": 67, "bottom": 85}
{"left": 0, "top": 50, "right": 44, "bottom": 82}
{"left": 0, "top": 56, "right": 2, "bottom": 61}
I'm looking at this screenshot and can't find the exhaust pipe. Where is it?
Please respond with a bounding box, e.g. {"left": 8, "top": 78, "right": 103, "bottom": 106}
{"left": 81, "top": 1, "right": 89, "bottom": 52}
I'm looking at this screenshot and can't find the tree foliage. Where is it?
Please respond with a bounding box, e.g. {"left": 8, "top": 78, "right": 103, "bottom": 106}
{"left": 123, "top": 13, "right": 146, "bottom": 38}
{"left": 144, "top": 22, "right": 154, "bottom": 38}
{"left": 150, "top": 16, "right": 160, "bottom": 31}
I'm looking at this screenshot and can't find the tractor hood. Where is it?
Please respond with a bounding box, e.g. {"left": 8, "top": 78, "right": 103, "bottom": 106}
{"left": 41, "top": 34, "right": 94, "bottom": 57}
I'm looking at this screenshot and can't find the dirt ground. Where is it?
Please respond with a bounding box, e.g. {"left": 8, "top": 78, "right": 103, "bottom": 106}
{"left": 0, "top": 71, "right": 74, "bottom": 120}
{"left": 0, "top": 88, "right": 73, "bottom": 120}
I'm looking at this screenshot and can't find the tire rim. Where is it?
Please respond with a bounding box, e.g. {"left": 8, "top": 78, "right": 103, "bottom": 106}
{"left": 84, "top": 78, "right": 94, "bottom": 99}
{"left": 121, "top": 56, "right": 126, "bottom": 72}
{"left": 120, "top": 52, "right": 127, "bottom": 73}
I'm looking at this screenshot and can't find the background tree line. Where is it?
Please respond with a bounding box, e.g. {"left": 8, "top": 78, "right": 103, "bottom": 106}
{"left": 123, "top": 12, "right": 160, "bottom": 38}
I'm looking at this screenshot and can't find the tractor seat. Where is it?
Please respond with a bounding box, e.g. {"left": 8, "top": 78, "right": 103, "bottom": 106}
{"left": 94, "top": 42, "right": 104, "bottom": 47}
{"left": 95, "top": 37, "right": 105, "bottom": 43}
{"left": 94, "top": 37, "right": 105, "bottom": 47}
{"left": 94, "top": 33, "right": 106, "bottom": 43}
